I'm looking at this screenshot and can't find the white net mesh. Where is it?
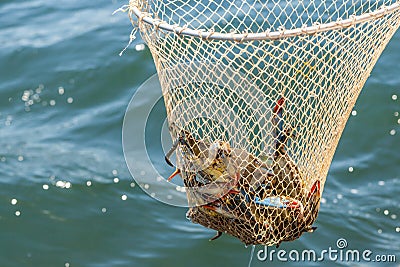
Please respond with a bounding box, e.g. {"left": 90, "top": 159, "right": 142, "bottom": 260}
{"left": 127, "top": 0, "right": 400, "bottom": 246}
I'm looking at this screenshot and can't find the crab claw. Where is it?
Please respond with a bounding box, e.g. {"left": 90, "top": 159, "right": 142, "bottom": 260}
{"left": 273, "top": 97, "right": 285, "bottom": 114}
{"left": 307, "top": 180, "right": 321, "bottom": 199}
{"left": 228, "top": 189, "right": 240, "bottom": 195}
{"left": 203, "top": 204, "right": 217, "bottom": 211}
{"left": 273, "top": 98, "right": 285, "bottom": 131}
{"left": 287, "top": 199, "right": 302, "bottom": 209}
{"left": 167, "top": 168, "right": 181, "bottom": 181}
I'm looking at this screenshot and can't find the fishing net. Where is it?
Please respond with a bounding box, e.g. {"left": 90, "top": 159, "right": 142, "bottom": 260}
{"left": 126, "top": 0, "right": 400, "bottom": 246}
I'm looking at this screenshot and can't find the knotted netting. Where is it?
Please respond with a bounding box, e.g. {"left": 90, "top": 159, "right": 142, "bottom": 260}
{"left": 126, "top": 0, "right": 400, "bottom": 246}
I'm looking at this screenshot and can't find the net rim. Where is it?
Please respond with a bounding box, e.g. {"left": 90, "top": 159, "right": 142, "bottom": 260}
{"left": 129, "top": 1, "right": 400, "bottom": 41}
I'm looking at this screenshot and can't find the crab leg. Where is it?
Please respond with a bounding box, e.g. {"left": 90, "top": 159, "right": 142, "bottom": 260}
{"left": 209, "top": 231, "right": 222, "bottom": 241}
{"left": 165, "top": 137, "right": 180, "bottom": 167}
{"left": 167, "top": 168, "right": 181, "bottom": 181}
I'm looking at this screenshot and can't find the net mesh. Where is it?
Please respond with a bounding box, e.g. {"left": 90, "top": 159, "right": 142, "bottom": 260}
{"left": 127, "top": 0, "right": 400, "bottom": 246}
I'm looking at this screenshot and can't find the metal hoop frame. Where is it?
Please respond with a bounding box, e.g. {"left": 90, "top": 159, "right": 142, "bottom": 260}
{"left": 129, "top": 1, "right": 400, "bottom": 41}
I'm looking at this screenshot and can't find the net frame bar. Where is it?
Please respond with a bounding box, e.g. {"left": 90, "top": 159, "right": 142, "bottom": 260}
{"left": 129, "top": 1, "right": 400, "bottom": 41}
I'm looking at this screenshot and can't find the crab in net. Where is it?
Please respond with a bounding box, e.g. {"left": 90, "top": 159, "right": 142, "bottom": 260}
{"left": 123, "top": 0, "right": 400, "bottom": 249}
{"left": 165, "top": 97, "right": 321, "bottom": 247}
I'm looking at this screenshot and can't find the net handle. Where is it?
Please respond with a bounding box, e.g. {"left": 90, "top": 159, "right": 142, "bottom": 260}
{"left": 129, "top": 1, "right": 400, "bottom": 41}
